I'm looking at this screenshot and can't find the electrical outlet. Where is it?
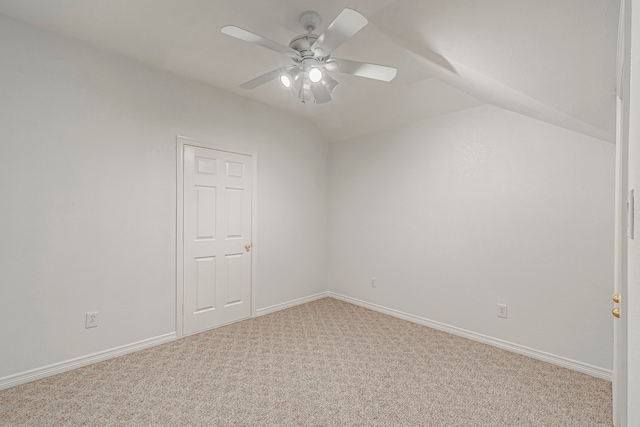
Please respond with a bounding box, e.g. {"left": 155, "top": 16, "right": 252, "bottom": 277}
{"left": 370, "top": 277, "right": 376, "bottom": 288}
{"left": 86, "top": 312, "right": 99, "bottom": 329}
{"left": 497, "top": 304, "right": 508, "bottom": 319}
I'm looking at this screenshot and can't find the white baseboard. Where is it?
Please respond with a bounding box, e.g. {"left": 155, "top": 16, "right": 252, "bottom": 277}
{"left": 0, "top": 332, "right": 176, "bottom": 390}
{"left": 328, "top": 292, "right": 612, "bottom": 381}
{"left": 256, "top": 291, "right": 329, "bottom": 317}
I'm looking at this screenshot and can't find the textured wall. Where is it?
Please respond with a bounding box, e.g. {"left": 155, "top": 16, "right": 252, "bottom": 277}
{"left": 328, "top": 105, "right": 615, "bottom": 370}
{"left": 0, "top": 14, "right": 329, "bottom": 379}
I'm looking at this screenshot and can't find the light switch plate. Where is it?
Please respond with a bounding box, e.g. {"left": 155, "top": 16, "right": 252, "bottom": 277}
{"left": 497, "top": 304, "right": 508, "bottom": 319}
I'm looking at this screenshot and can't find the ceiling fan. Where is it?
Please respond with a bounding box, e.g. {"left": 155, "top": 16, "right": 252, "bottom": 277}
{"left": 221, "top": 8, "right": 398, "bottom": 104}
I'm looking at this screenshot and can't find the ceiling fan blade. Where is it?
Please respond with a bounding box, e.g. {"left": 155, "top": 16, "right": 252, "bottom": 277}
{"left": 239, "top": 68, "right": 283, "bottom": 90}
{"left": 221, "top": 25, "right": 300, "bottom": 59}
{"left": 325, "top": 58, "right": 397, "bottom": 82}
{"left": 311, "top": 9, "right": 368, "bottom": 57}
{"left": 310, "top": 82, "right": 332, "bottom": 104}
{"left": 367, "top": 12, "right": 457, "bottom": 75}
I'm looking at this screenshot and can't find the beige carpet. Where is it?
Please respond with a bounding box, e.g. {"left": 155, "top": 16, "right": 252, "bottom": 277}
{"left": 0, "top": 298, "right": 612, "bottom": 426}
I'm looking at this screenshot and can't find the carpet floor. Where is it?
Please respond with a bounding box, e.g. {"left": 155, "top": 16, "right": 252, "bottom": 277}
{"left": 0, "top": 297, "right": 612, "bottom": 426}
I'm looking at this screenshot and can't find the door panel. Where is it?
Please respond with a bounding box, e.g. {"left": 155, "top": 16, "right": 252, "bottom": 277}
{"left": 196, "top": 186, "right": 216, "bottom": 239}
{"left": 224, "top": 253, "right": 243, "bottom": 305}
{"left": 225, "top": 188, "right": 244, "bottom": 238}
{"left": 183, "top": 145, "right": 252, "bottom": 335}
{"left": 195, "top": 256, "right": 215, "bottom": 312}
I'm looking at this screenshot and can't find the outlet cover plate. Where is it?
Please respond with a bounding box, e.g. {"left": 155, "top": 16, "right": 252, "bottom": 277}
{"left": 86, "top": 312, "right": 99, "bottom": 328}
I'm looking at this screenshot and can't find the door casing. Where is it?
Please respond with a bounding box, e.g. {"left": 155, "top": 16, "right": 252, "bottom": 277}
{"left": 613, "top": 1, "right": 630, "bottom": 425}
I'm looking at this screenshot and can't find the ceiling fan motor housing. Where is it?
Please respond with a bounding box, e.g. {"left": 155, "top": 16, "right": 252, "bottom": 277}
{"left": 288, "top": 33, "right": 319, "bottom": 60}
{"left": 289, "top": 11, "right": 324, "bottom": 62}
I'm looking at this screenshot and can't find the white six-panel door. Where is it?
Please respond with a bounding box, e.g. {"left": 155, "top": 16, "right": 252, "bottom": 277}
{"left": 183, "top": 145, "right": 252, "bottom": 336}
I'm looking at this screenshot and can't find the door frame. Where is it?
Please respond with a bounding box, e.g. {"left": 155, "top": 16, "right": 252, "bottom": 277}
{"left": 614, "top": 96, "right": 629, "bottom": 427}
{"left": 614, "top": 1, "right": 630, "bottom": 425}
{"left": 176, "top": 135, "right": 258, "bottom": 339}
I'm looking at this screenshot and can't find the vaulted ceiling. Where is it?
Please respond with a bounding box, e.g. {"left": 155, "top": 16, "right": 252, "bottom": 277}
{"left": 0, "top": 0, "right": 620, "bottom": 143}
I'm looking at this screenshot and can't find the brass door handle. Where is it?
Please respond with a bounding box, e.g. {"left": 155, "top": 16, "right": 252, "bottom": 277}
{"left": 244, "top": 244, "right": 252, "bottom": 251}
{"left": 612, "top": 307, "right": 621, "bottom": 318}
{"left": 612, "top": 293, "right": 621, "bottom": 304}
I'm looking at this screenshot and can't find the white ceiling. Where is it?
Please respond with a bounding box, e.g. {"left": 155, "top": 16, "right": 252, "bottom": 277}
{"left": 0, "top": 0, "right": 620, "bottom": 143}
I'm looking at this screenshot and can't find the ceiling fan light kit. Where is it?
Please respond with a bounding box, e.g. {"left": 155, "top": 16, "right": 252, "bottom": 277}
{"left": 221, "top": 8, "right": 397, "bottom": 104}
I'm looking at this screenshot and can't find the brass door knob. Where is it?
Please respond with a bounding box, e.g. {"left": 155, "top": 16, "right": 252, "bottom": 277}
{"left": 612, "top": 307, "right": 621, "bottom": 318}
{"left": 612, "top": 293, "right": 621, "bottom": 304}
{"left": 244, "top": 244, "right": 251, "bottom": 251}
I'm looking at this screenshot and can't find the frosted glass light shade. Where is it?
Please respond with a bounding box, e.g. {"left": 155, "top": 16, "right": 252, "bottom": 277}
{"left": 308, "top": 67, "right": 322, "bottom": 83}
{"left": 280, "top": 74, "right": 291, "bottom": 88}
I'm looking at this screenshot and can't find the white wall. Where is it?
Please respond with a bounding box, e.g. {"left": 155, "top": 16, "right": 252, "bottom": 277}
{"left": 329, "top": 105, "right": 615, "bottom": 370}
{"left": 0, "top": 14, "right": 328, "bottom": 379}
